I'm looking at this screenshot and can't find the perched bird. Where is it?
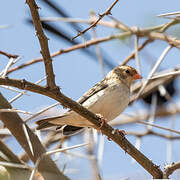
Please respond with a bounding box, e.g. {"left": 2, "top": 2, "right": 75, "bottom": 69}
{"left": 36, "top": 65, "right": 142, "bottom": 135}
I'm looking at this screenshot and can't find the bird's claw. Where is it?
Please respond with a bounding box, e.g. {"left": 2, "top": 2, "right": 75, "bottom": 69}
{"left": 96, "top": 113, "right": 107, "bottom": 129}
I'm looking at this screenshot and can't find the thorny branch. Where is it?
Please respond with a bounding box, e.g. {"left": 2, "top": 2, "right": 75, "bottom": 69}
{"left": 26, "top": 0, "right": 57, "bottom": 89}
{"left": 7, "top": 22, "right": 180, "bottom": 75}
{"left": 0, "top": 50, "right": 19, "bottom": 59}
{"left": 72, "top": 0, "right": 120, "bottom": 40}
{"left": 163, "top": 161, "right": 180, "bottom": 178}
{"left": 0, "top": 77, "right": 163, "bottom": 178}
{"left": 1, "top": 1, "right": 180, "bottom": 179}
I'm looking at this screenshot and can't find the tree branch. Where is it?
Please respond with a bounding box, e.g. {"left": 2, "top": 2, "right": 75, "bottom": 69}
{"left": 26, "top": 0, "right": 56, "bottom": 89}
{"left": 72, "top": 0, "right": 120, "bottom": 40}
{"left": 7, "top": 25, "right": 180, "bottom": 75}
{"left": 0, "top": 92, "right": 69, "bottom": 180}
{"left": 163, "top": 161, "right": 180, "bottom": 178}
{"left": 121, "top": 39, "right": 153, "bottom": 65}
{"left": 0, "top": 50, "right": 19, "bottom": 59}
{"left": 0, "top": 77, "right": 163, "bottom": 178}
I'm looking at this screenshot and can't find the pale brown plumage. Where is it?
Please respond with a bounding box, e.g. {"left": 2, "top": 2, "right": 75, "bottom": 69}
{"left": 36, "top": 65, "right": 141, "bottom": 135}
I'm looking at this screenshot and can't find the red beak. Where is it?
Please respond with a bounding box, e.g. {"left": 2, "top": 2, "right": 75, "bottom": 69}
{"left": 133, "top": 73, "right": 142, "bottom": 80}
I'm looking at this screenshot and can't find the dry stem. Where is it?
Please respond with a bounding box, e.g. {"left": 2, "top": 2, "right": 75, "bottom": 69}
{"left": 26, "top": 0, "right": 56, "bottom": 89}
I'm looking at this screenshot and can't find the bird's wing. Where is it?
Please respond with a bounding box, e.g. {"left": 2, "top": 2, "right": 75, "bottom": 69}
{"left": 36, "top": 79, "right": 108, "bottom": 130}
{"left": 77, "top": 79, "right": 108, "bottom": 105}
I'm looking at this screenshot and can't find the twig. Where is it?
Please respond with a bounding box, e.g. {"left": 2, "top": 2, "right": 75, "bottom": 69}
{"left": 87, "top": 129, "right": 102, "bottom": 180}
{"left": 7, "top": 28, "right": 180, "bottom": 75}
{"left": 150, "top": 70, "right": 180, "bottom": 79}
{"left": 1, "top": 58, "right": 15, "bottom": 77}
{"left": 29, "top": 143, "right": 88, "bottom": 180}
{"left": 0, "top": 139, "right": 22, "bottom": 163}
{"left": 40, "top": 16, "right": 179, "bottom": 33}
{"left": 0, "top": 161, "right": 29, "bottom": 169}
{"left": 72, "top": 0, "right": 120, "bottom": 40}
{"left": 134, "top": 35, "right": 141, "bottom": 74}
{"left": 22, "top": 124, "right": 34, "bottom": 157}
{"left": 26, "top": 0, "right": 56, "bottom": 89}
{"left": 136, "top": 121, "right": 180, "bottom": 135}
{"left": 163, "top": 161, "right": 180, "bottom": 178}
{"left": 90, "top": 12, "right": 106, "bottom": 77}
{"left": 121, "top": 39, "right": 153, "bottom": 65}
{"left": 0, "top": 92, "right": 69, "bottom": 180}
{"left": 166, "top": 139, "right": 172, "bottom": 164}
{"left": 159, "top": 19, "right": 179, "bottom": 33}
{"left": 110, "top": 103, "right": 180, "bottom": 126}
{"left": 130, "top": 69, "right": 178, "bottom": 104}
{"left": 146, "top": 94, "right": 157, "bottom": 131}
{"left": 40, "top": 16, "right": 133, "bottom": 30}
{"left": 7, "top": 31, "right": 130, "bottom": 74}
{"left": 97, "top": 134, "right": 105, "bottom": 168}
{"left": 0, "top": 85, "right": 28, "bottom": 95}
{"left": 24, "top": 102, "right": 59, "bottom": 122}
{"left": 9, "top": 76, "right": 46, "bottom": 103}
{"left": 137, "top": 121, "right": 180, "bottom": 134}
{"left": 0, "top": 50, "right": 19, "bottom": 59}
{"left": 135, "top": 45, "right": 173, "bottom": 100}
{"left": 127, "top": 130, "right": 180, "bottom": 140}
{"left": 157, "top": 11, "right": 180, "bottom": 18}
{"left": 0, "top": 56, "right": 21, "bottom": 77}
{"left": 0, "top": 109, "right": 33, "bottom": 115}
{"left": 108, "top": 15, "right": 131, "bottom": 32}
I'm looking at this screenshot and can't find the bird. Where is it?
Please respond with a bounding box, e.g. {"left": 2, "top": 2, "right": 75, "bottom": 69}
{"left": 36, "top": 65, "right": 142, "bottom": 135}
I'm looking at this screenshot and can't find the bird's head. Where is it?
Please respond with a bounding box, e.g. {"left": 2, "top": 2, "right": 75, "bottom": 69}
{"left": 113, "top": 65, "right": 142, "bottom": 87}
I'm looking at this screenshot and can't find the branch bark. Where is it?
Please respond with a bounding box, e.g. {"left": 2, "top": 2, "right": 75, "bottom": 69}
{"left": 26, "top": 0, "right": 56, "bottom": 89}
{"left": 163, "top": 161, "right": 180, "bottom": 178}
{"left": 7, "top": 27, "right": 180, "bottom": 75}
{"left": 72, "top": 0, "right": 120, "bottom": 40}
{"left": 0, "top": 77, "right": 163, "bottom": 178}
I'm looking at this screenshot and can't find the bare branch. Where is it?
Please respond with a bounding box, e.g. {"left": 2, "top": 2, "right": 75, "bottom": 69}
{"left": 127, "top": 130, "right": 180, "bottom": 140}
{"left": 134, "top": 45, "right": 173, "bottom": 101}
{"left": 7, "top": 31, "right": 131, "bottom": 75}
{"left": 0, "top": 92, "right": 69, "bottom": 180}
{"left": 90, "top": 12, "right": 105, "bottom": 77}
{"left": 0, "top": 50, "right": 19, "bottom": 59}
{"left": 26, "top": 0, "right": 56, "bottom": 89}
{"left": 163, "top": 161, "right": 180, "bottom": 178}
{"left": 0, "top": 77, "right": 163, "bottom": 178}
{"left": 30, "top": 143, "right": 88, "bottom": 180}
{"left": 72, "top": 0, "right": 120, "bottom": 40}
{"left": 7, "top": 22, "right": 180, "bottom": 75}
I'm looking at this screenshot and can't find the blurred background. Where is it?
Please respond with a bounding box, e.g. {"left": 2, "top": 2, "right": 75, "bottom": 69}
{"left": 1, "top": 0, "right": 180, "bottom": 179}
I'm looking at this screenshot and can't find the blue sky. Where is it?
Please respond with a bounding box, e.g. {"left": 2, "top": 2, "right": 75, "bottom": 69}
{"left": 1, "top": 0, "right": 180, "bottom": 179}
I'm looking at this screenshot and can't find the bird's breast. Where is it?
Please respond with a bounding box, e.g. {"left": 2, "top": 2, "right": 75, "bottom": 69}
{"left": 83, "top": 83, "right": 130, "bottom": 122}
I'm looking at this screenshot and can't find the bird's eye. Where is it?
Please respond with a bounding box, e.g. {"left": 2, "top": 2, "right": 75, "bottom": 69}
{"left": 125, "top": 69, "right": 130, "bottom": 74}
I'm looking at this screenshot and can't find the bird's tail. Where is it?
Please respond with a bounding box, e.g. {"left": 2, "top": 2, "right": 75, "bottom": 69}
{"left": 36, "top": 117, "right": 84, "bottom": 136}
{"left": 36, "top": 118, "right": 56, "bottom": 130}
{"left": 61, "top": 125, "right": 84, "bottom": 136}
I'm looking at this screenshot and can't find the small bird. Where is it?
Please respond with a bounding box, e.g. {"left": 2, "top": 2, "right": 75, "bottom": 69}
{"left": 36, "top": 65, "right": 141, "bottom": 135}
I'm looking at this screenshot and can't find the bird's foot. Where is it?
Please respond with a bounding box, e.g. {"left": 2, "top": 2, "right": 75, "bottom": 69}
{"left": 96, "top": 113, "right": 107, "bottom": 129}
